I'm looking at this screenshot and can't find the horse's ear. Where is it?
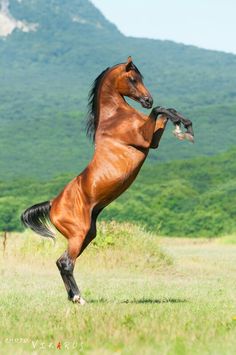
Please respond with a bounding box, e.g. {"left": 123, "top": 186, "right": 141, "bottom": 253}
{"left": 125, "top": 56, "right": 134, "bottom": 72}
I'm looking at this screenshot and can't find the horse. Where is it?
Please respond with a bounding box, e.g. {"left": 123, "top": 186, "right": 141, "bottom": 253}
{"left": 21, "top": 57, "right": 194, "bottom": 304}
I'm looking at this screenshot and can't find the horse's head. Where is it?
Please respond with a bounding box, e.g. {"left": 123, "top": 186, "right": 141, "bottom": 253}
{"left": 116, "top": 57, "right": 153, "bottom": 109}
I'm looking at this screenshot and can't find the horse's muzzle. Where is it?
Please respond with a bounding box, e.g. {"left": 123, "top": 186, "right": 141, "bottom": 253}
{"left": 140, "top": 96, "right": 153, "bottom": 109}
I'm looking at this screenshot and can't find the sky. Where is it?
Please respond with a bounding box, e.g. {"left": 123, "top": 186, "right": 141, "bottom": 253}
{"left": 91, "top": 0, "right": 236, "bottom": 55}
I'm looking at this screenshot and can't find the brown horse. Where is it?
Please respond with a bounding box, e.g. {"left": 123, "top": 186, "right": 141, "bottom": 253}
{"left": 21, "top": 57, "right": 193, "bottom": 304}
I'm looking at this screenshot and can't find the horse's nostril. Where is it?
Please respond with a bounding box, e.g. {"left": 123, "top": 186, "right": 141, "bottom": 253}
{"left": 145, "top": 97, "right": 153, "bottom": 106}
{"left": 140, "top": 96, "right": 153, "bottom": 108}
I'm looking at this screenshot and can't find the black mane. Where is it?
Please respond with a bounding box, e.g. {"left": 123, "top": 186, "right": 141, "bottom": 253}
{"left": 86, "top": 67, "right": 110, "bottom": 141}
{"left": 86, "top": 61, "right": 143, "bottom": 141}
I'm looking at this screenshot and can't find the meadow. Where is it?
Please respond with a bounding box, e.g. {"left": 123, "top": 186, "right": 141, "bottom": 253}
{"left": 1, "top": 222, "right": 236, "bottom": 354}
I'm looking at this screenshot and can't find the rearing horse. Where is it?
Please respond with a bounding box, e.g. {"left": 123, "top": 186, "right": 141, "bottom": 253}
{"left": 21, "top": 57, "right": 193, "bottom": 304}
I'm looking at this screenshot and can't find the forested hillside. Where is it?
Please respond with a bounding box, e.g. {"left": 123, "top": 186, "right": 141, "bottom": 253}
{"left": 0, "top": 0, "right": 236, "bottom": 180}
{"left": 1, "top": 148, "right": 236, "bottom": 237}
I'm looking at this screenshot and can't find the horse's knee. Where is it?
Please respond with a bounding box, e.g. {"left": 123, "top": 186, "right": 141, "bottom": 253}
{"left": 150, "top": 106, "right": 165, "bottom": 120}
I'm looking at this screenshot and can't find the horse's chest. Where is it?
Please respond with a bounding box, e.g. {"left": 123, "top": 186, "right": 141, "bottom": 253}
{"left": 121, "top": 118, "right": 154, "bottom": 148}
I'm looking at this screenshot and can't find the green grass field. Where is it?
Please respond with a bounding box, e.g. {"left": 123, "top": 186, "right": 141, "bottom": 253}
{"left": 1, "top": 223, "right": 236, "bottom": 354}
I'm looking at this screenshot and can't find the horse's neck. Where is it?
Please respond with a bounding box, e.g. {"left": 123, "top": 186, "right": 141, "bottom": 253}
{"left": 98, "top": 84, "right": 132, "bottom": 120}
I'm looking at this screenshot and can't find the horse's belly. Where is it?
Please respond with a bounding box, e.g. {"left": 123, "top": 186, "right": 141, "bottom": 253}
{"left": 85, "top": 146, "right": 147, "bottom": 206}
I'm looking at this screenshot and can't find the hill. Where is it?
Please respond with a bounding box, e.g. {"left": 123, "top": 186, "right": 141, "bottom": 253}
{"left": 1, "top": 147, "right": 236, "bottom": 237}
{"left": 0, "top": 0, "right": 236, "bottom": 179}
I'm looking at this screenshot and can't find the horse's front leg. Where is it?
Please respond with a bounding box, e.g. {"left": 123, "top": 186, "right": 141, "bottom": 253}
{"left": 172, "top": 123, "right": 185, "bottom": 141}
{"left": 149, "top": 107, "right": 169, "bottom": 149}
{"left": 150, "top": 115, "right": 168, "bottom": 149}
{"left": 168, "top": 108, "right": 194, "bottom": 143}
{"left": 150, "top": 106, "right": 185, "bottom": 141}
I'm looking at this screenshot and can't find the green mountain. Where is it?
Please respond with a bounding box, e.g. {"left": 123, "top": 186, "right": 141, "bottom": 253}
{"left": 0, "top": 0, "right": 236, "bottom": 180}
{"left": 1, "top": 147, "right": 236, "bottom": 237}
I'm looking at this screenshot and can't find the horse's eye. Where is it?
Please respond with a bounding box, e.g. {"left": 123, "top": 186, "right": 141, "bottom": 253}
{"left": 129, "top": 77, "right": 137, "bottom": 84}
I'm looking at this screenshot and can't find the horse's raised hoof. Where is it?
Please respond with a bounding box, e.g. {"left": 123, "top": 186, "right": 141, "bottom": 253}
{"left": 173, "top": 131, "right": 185, "bottom": 140}
{"left": 72, "top": 295, "right": 86, "bottom": 305}
{"left": 184, "top": 133, "right": 194, "bottom": 143}
{"left": 173, "top": 125, "right": 185, "bottom": 141}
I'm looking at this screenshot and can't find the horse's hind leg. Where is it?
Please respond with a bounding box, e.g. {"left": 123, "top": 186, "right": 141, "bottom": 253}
{"left": 56, "top": 218, "right": 97, "bottom": 304}
{"left": 56, "top": 247, "right": 86, "bottom": 305}
{"left": 55, "top": 225, "right": 89, "bottom": 305}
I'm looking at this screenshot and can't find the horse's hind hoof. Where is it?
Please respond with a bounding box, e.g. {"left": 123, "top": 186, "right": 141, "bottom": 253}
{"left": 72, "top": 295, "right": 86, "bottom": 305}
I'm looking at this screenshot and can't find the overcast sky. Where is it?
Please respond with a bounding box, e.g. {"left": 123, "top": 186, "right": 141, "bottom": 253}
{"left": 91, "top": 0, "right": 236, "bottom": 54}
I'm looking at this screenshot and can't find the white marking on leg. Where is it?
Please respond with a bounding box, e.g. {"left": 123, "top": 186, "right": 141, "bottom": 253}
{"left": 184, "top": 132, "right": 194, "bottom": 143}
{"left": 72, "top": 295, "right": 86, "bottom": 305}
{"left": 173, "top": 124, "right": 185, "bottom": 140}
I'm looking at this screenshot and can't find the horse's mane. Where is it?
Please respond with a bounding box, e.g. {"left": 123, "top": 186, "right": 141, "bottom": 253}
{"left": 86, "top": 67, "right": 110, "bottom": 141}
{"left": 86, "top": 62, "right": 143, "bottom": 142}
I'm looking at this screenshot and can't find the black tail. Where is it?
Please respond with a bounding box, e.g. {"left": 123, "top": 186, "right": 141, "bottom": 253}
{"left": 21, "top": 201, "right": 55, "bottom": 239}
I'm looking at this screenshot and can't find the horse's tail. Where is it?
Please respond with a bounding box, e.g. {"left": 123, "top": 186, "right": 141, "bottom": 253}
{"left": 21, "top": 201, "right": 55, "bottom": 239}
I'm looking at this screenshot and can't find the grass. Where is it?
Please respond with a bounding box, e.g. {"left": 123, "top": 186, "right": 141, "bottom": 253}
{"left": 1, "top": 223, "right": 236, "bottom": 354}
